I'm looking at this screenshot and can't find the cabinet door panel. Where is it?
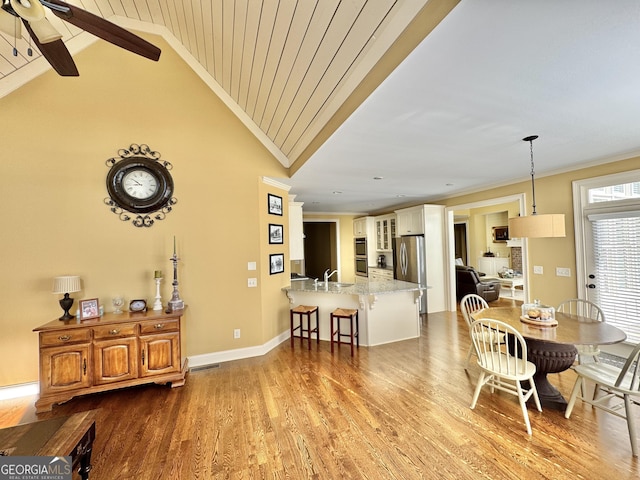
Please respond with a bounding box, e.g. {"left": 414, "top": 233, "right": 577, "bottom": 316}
{"left": 93, "top": 338, "right": 138, "bottom": 385}
{"left": 41, "top": 344, "right": 91, "bottom": 393}
{"left": 140, "top": 333, "right": 180, "bottom": 377}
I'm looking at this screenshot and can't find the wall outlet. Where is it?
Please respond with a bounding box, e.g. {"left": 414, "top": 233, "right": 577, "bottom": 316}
{"left": 248, "top": 278, "right": 257, "bottom": 287}
{"left": 234, "top": 329, "right": 240, "bottom": 339}
{"left": 533, "top": 265, "right": 544, "bottom": 274}
{"left": 556, "top": 267, "right": 571, "bottom": 277}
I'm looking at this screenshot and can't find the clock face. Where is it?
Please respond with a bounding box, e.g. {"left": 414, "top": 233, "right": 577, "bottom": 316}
{"left": 129, "top": 299, "right": 147, "bottom": 312}
{"left": 123, "top": 170, "right": 159, "bottom": 200}
{"left": 106, "top": 157, "right": 174, "bottom": 214}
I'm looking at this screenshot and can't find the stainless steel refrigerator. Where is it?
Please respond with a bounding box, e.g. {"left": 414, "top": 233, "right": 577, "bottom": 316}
{"left": 393, "top": 235, "right": 427, "bottom": 314}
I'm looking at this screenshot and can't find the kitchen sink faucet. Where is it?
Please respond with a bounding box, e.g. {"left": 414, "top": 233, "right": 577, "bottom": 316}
{"left": 324, "top": 269, "right": 338, "bottom": 288}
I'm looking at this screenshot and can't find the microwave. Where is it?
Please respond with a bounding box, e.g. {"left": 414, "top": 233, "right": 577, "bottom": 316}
{"left": 355, "top": 257, "right": 368, "bottom": 277}
{"left": 354, "top": 237, "right": 367, "bottom": 257}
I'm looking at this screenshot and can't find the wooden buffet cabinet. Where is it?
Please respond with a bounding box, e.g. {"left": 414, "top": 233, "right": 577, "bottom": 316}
{"left": 33, "top": 309, "right": 187, "bottom": 413}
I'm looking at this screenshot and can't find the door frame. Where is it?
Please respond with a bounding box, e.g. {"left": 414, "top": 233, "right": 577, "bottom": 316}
{"left": 572, "top": 168, "right": 640, "bottom": 300}
{"left": 445, "top": 193, "right": 527, "bottom": 311}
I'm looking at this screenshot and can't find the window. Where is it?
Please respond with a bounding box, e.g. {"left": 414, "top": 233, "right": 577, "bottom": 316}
{"left": 590, "top": 216, "right": 640, "bottom": 343}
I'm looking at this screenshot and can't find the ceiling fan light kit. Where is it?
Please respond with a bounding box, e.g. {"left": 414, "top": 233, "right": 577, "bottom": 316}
{"left": 0, "top": 0, "right": 161, "bottom": 76}
{"left": 508, "top": 135, "right": 566, "bottom": 238}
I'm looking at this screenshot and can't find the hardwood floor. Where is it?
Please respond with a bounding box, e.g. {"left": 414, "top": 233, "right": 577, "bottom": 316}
{"left": 2, "top": 298, "right": 639, "bottom": 479}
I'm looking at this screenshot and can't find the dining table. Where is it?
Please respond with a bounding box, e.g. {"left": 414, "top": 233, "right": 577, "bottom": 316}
{"left": 472, "top": 306, "right": 627, "bottom": 410}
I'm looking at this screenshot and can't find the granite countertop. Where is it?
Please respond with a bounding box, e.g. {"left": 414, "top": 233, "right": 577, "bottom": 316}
{"left": 282, "top": 279, "right": 426, "bottom": 295}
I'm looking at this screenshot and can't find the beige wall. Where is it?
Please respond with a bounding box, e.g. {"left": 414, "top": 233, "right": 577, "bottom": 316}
{"left": 0, "top": 37, "right": 290, "bottom": 386}
{"left": 441, "top": 156, "right": 640, "bottom": 306}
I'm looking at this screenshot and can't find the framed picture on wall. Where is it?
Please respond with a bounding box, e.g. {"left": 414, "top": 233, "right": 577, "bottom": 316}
{"left": 79, "top": 298, "right": 100, "bottom": 321}
{"left": 270, "top": 253, "right": 284, "bottom": 274}
{"left": 492, "top": 225, "right": 509, "bottom": 243}
{"left": 268, "top": 194, "right": 283, "bottom": 216}
{"left": 269, "top": 224, "right": 284, "bottom": 244}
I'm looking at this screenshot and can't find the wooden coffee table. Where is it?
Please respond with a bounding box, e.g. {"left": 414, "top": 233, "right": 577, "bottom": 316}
{"left": 0, "top": 410, "right": 96, "bottom": 479}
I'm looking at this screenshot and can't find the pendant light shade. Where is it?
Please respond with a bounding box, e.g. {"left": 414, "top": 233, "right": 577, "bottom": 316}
{"left": 508, "top": 135, "right": 565, "bottom": 238}
{"left": 509, "top": 213, "right": 565, "bottom": 238}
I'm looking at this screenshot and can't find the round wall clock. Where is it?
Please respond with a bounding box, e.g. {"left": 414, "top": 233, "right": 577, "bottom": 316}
{"left": 107, "top": 157, "right": 173, "bottom": 214}
{"left": 104, "top": 144, "right": 177, "bottom": 227}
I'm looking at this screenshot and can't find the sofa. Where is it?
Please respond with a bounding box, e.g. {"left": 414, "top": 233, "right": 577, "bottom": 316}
{"left": 455, "top": 265, "right": 501, "bottom": 302}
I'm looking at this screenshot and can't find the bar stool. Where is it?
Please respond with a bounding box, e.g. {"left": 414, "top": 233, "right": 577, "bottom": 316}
{"left": 290, "top": 305, "right": 319, "bottom": 349}
{"left": 330, "top": 308, "right": 359, "bottom": 356}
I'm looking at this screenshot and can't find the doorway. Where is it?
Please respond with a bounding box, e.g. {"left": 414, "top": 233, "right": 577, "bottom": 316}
{"left": 445, "top": 194, "right": 527, "bottom": 311}
{"left": 573, "top": 170, "right": 640, "bottom": 347}
{"left": 454, "top": 222, "right": 468, "bottom": 265}
{"left": 303, "top": 221, "right": 338, "bottom": 280}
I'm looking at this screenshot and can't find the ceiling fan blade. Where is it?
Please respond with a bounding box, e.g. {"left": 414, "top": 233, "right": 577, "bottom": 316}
{"left": 23, "top": 19, "right": 78, "bottom": 76}
{"left": 45, "top": 0, "right": 161, "bottom": 61}
{"left": 29, "top": 17, "right": 62, "bottom": 43}
{"left": 10, "top": 0, "right": 45, "bottom": 22}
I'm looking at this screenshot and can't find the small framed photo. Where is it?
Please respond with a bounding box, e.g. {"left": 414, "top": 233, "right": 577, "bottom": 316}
{"left": 79, "top": 298, "right": 100, "bottom": 321}
{"left": 270, "top": 253, "right": 285, "bottom": 275}
{"left": 268, "top": 193, "right": 283, "bottom": 216}
{"left": 269, "top": 224, "right": 284, "bottom": 244}
{"left": 492, "top": 225, "right": 509, "bottom": 243}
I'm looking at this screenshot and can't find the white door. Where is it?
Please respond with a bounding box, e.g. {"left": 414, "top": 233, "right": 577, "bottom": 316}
{"left": 574, "top": 171, "right": 640, "bottom": 344}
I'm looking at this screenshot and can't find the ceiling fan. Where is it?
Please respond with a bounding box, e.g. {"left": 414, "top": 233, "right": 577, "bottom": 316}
{"left": 0, "top": 0, "right": 161, "bottom": 76}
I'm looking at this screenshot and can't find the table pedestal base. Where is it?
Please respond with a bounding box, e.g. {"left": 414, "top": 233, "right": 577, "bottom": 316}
{"left": 525, "top": 339, "right": 577, "bottom": 411}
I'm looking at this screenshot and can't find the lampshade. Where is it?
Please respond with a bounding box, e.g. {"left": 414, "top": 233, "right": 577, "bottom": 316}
{"left": 508, "top": 214, "right": 566, "bottom": 238}
{"left": 52, "top": 275, "right": 82, "bottom": 294}
{"left": 510, "top": 135, "right": 566, "bottom": 238}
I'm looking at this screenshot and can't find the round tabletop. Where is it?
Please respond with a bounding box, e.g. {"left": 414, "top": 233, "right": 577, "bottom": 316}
{"left": 472, "top": 306, "right": 627, "bottom": 345}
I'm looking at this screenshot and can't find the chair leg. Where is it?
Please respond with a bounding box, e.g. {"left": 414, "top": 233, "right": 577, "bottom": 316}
{"left": 624, "top": 394, "right": 638, "bottom": 457}
{"left": 516, "top": 382, "right": 533, "bottom": 435}
{"left": 464, "top": 345, "right": 474, "bottom": 370}
{"left": 564, "top": 376, "right": 583, "bottom": 419}
{"left": 470, "top": 372, "right": 485, "bottom": 409}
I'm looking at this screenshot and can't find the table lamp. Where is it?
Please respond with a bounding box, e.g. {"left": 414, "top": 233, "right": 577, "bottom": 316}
{"left": 52, "top": 275, "right": 82, "bottom": 320}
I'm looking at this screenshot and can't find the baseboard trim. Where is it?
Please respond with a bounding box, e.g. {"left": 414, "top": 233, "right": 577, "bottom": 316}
{"left": 0, "top": 382, "right": 39, "bottom": 401}
{"left": 0, "top": 331, "right": 291, "bottom": 401}
{"left": 188, "top": 330, "right": 290, "bottom": 369}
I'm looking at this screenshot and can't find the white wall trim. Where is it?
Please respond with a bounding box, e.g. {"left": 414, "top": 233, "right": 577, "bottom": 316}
{"left": 187, "top": 330, "right": 290, "bottom": 369}
{"left": 0, "top": 382, "right": 39, "bottom": 401}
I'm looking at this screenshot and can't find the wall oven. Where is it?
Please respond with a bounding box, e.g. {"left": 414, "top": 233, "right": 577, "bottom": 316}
{"left": 355, "top": 257, "right": 368, "bottom": 277}
{"left": 354, "top": 238, "right": 368, "bottom": 277}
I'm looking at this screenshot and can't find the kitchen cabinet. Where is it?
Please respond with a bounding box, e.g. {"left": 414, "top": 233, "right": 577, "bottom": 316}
{"left": 375, "top": 214, "right": 396, "bottom": 251}
{"left": 34, "top": 309, "right": 187, "bottom": 413}
{"left": 369, "top": 267, "right": 393, "bottom": 282}
{"left": 477, "top": 257, "right": 510, "bottom": 277}
{"left": 395, "top": 206, "right": 424, "bottom": 235}
{"left": 289, "top": 197, "right": 304, "bottom": 260}
{"left": 353, "top": 216, "right": 374, "bottom": 237}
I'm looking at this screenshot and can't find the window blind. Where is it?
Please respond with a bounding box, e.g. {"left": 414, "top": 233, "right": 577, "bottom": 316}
{"left": 590, "top": 216, "right": 640, "bottom": 344}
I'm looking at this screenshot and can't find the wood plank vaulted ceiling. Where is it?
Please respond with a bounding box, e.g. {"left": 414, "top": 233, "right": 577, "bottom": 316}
{"left": 0, "top": 0, "right": 444, "bottom": 171}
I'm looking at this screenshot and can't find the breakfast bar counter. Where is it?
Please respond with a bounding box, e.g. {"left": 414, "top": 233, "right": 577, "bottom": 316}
{"left": 283, "top": 280, "right": 425, "bottom": 346}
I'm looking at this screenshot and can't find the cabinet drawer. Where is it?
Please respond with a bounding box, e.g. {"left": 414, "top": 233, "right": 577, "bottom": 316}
{"left": 139, "top": 319, "right": 179, "bottom": 334}
{"left": 40, "top": 329, "right": 91, "bottom": 347}
{"left": 93, "top": 323, "right": 137, "bottom": 340}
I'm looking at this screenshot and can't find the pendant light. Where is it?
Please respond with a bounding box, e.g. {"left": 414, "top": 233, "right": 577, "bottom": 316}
{"left": 508, "top": 135, "right": 565, "bottom": 238}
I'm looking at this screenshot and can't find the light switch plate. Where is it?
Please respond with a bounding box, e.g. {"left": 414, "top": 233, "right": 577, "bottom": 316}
{"left": 533, "top": 265, "right": 544, "bottom": 274}
{"left": 556, "top": 267, "right": 571, "bottom": 277}
{"left": 248, "top": 261, "right": 256, "bottom": 270}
